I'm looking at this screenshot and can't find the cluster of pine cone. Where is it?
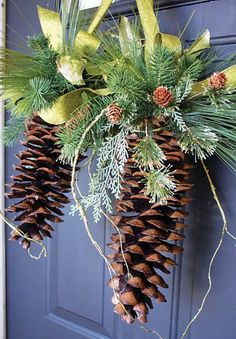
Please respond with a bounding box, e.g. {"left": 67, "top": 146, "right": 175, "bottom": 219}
{"left": 6, "top": 113, "right": 193, "bottom": 326}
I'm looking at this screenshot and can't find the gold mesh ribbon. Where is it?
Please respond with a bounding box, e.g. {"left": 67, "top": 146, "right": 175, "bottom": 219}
{"left": 39, "top": 88, "right": 111, "bottom": 125}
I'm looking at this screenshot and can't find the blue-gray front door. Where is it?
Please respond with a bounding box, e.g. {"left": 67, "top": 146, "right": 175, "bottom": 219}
{"left": 6, "top": 1, "right": 236, "bottom": 338}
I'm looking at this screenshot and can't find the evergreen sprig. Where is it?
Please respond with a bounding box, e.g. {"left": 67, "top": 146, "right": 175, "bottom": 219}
{"left": 184, "top": 92, "right": 236, "bottom": 169}
{"left": 25, "top": 77, "right": 59, "bottom": 110}
{"left": 28, "top": 34, "right": 50, "bottom": 54}
{"left": 177, "top": 53, "right": 204, "bottom": 82}
{"left": 83, "top": 128, "right": 129, "bottom": 222}
{"left": 144, "top": 167, "right": 176, "bottom": 203}
{"left": 0, "top": 35, "right": 74, "bottom": 117}
{"left": 3, "top": 116, "right": 26, "bottom": 146}
{"left": 107, "top": 66, "right": 147, "bottom": 103}
{"left": 168, "top": 107, "right": 188, "bottom": 132}
{"left": 179, "top": 126, "right": 218, "bottom": 160}
{"left": 57, "top": 96, "right": 111, "bottom": 164}
{"left": 133, "top": 136, "right": 166, "bottom": 170}
{"left": 204, "top": 86, "right": 232, "bottom": 107}
{"left": 175, "top": 76, "right": 194, "bottom": 104}
{"left": 147, "top": 46, "right": 177, "bottom": 90}
{"left": 88, "top": 21, "right": 236, "bottom": 173}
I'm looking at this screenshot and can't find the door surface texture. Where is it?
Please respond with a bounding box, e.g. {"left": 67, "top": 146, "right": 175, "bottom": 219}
{"left": 6, "top": 1, "right": 236, "bottom": 339}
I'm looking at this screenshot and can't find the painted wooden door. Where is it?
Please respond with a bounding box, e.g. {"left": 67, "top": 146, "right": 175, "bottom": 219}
{"left": 6, "top": 1, "right": 236, "bottom": 338}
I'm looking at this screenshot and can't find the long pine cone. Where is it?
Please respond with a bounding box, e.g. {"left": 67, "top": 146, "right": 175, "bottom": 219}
{"left": 6, "top": 116, "right": 84, "bottom": 249}
{"left": 108, "top": 122, "right": 193, "bottom": 324}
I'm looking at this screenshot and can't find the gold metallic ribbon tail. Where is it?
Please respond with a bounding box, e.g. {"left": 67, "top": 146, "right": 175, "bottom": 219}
{"left": 136, "top": 0, "right": 160, "bottom": 62}
{"left": 37, "top": 6, "right": 63, "bottom": 51}
{"left": 88, "top": 0, "right": 113, "bottom": 34}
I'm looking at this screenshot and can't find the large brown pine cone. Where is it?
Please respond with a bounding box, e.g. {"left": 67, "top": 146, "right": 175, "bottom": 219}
{"left": 6, "top": 116, "right": 84, "bottom": 249}
{"left": 107, "top": 119, "right": 193, "bottom": 324}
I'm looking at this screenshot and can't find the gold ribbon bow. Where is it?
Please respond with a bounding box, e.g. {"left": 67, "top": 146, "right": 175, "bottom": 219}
{"left": 136, "top": 0, "right": 182, "bottom": 61}
{"left": 135, "top": 0, "right": 211, "bottom": 61}
{"left": 37, "top": 1, "right": 112, "bottom": 124}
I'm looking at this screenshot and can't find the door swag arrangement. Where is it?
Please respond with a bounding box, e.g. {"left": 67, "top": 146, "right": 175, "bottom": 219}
{"left": 2, "top": 0, "right": 236, "bottom": 337}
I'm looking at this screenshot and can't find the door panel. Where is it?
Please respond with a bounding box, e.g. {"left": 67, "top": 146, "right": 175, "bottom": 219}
{"left": 177, "top": 159, "right": 236, "bottom": 339}
{"left": 6, "top": 1, "right": 236, "bottom": 339}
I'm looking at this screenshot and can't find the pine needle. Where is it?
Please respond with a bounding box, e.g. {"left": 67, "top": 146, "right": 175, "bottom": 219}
{"left": 3, "top": 116, "right": 26, "bottom": 146}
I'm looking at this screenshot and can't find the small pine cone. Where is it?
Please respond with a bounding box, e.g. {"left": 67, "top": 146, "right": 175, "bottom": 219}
{"left": 106, "top": 104, "right": 123, "bottom": 124}
{"left": 107, "top": 120, "right": 194, "bottom": 324}
{"left": 153, "top": 86, "right": 173, "bottom": 107}
{"left": 6, "top": 116, "right": 85, "bottom": 249}
{"left": 208, "top": 72, "right": 227, "bottom": 90}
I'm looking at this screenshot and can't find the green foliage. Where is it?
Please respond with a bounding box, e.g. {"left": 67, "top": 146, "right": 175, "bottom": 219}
{"left": 28, "top": 34, "right": 50, "bottom": 54}
{"left": 179, "top": 126, "right": 218, "bottom": 160}
{"left": 0, "top": 49, "right": 38, "bottom": 102}
{"left": 147, "top": 46, "right": 177, "bottom": 90}
{"left": 83, "top": 128, "right": 129, "bottom": 222}
{"left": 57, "top": 111, "right": 95, "bottom": 164}
{"left": 184, "top": 92, "right": 236, "bottom": 169}
{"left": 204, "top": 86, "right": 232, "bottom": 107}
{"left": 24, "top": 77, "right": 59, "bottom": 110}
{"left": 175, "top": 76, "right": 194, "bottom": 104}
{"left": 56, "top": 96, "right": 111, "bottom": 164}
{"left": 91, "top": 27, "right": 210, "bottom": 132}
{"left": 160, "top": 107, "right": 187, "bottom": 133}
{"left": 133, "top": 136, "right": 165, "bottom": 170}
{"left": 0, "top": 35, "right": 74, "bottom": 117}
{"left": 144, "top": 167, "right": 176, "bottom": 203}
{"left": 3, "top": 116, "right": 26, "bottom": 146}
{"left": 107, "top": 66, "right": 147, "bottom": 103}
{"left": 78, "top": 22, "right": 236, "bottom": 175}
{"left": 51, "top": 73, "right": 74, "bottom": 94}
{"left": 177, "top": 53, "right": 204, "bottom": 82}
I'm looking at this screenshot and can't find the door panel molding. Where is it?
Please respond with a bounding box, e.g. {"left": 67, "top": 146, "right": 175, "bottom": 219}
{"left": 108, "top": 0, "right": 218, "bottom": 18}
{"left": 46, "top": 313, "right": 110, "bottom": 339}
{"left": 169, "top": 249, "right": 184, "bottom": 339}
{"left": 209, "top": 35, "right": 236, "bottom": 46}
{"left": 46, "top": 224, "right": 112, "bottom": 338}
{"left": 0, "top": 1, "right": 6, "bottom": 339}
{"left": 186, "top": 35, "right": 236, "bottom": 45}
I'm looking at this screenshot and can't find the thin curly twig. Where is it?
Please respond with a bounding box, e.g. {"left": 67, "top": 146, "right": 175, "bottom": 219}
{"left": 0, "top": 211, "right": 47, "bottom": 260}
{"left": 70, "top": 109, "right": 117, "bottom": 273}
{"left": 71, "top": 109, "right": 105, "bottom": 204}
{"left": 100, "top": 209, "right": 132, "bottom": 278}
